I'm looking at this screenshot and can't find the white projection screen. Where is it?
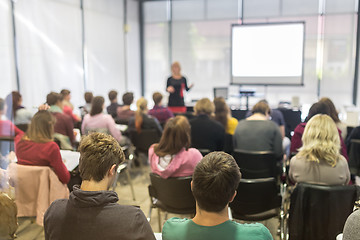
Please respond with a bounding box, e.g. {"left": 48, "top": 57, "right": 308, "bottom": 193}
{"left": 231, "top": 22, "right": 305, "bottom": 85}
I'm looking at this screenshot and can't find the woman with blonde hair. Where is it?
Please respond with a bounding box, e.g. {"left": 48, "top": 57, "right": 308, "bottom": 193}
{"left": 14, "top": 110, "right": 70, "bottom": 184}
{"left": 149, "top": 116, "right": 202, "bottom": 179}
{"left": 166, "top": 62, "right": 194, "bottom": 113}
{"left": 128, "top": 97, "right": 162, "bottom": 136}
{"left": 289, "top": 114, "right": 350, "bottom": 185}
{"left": 189, "top": 98, "right": 225, "bottom": 151}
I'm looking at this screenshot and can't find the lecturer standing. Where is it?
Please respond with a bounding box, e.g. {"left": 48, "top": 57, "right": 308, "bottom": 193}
{"left": 166, "top": 62, "right": 193, "bottom": 113}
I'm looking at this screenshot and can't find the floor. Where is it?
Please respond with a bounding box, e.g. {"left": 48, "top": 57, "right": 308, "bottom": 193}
{"left": 13, "top": 166, "right": 281, "bottom": 240}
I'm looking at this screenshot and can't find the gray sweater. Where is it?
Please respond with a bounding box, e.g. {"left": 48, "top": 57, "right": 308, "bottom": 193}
{"left": 44, "top": 185, "right": 155, "bottom": 240}
{"left": 233, "top": 120, "right": 283, "bottom": 158}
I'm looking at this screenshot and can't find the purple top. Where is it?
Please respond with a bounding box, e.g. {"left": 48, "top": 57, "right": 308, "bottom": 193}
{"left": 149, "top": 105, "right": 174, "bottom": 124}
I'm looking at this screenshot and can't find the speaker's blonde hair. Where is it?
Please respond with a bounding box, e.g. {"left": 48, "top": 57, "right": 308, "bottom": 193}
{"left": 297, "top": 114, "right": 340, "bottom": 167}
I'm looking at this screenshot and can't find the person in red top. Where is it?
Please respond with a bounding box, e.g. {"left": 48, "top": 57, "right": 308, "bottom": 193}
{"left": 15, "top": 110, "right": 70, "bottom": 184}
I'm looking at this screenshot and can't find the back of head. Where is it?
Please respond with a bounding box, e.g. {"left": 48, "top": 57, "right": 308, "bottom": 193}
{"left": 46, "top": 92, "right": 62, "bottom": 106}
{"left": 27, "top": 110, "right": 55, "bottom": 142}
{"left": 122, "top": 92, "right": 134, "bottom": 106}
{"left": 0, "top": 193, "right": 17, "bottom": 239}
{"left": 108, "top": 90, "right": 118, "bottom": 102}
{"left": 213, "top": 97, "right": 228, "bottom": 128}
{"left": 135, "top": 97, "right": 148, "bottom": 133}
{"left": 60, "top": 89, "right": 70, "bottom": 97}
{"left": 5, "top": 91, "right": 21, "bottom": 120}
{"left": 252, "top": 101, "right": 270, "bottom": 116}
{"left": 84, "top": 92, "right": 93, "bottom": 104}
{"left": 305, "top": 101, "right": 330, "bottom": 122}
{"left": 90, "top": 96, "right": 104, "bottom": 116}
{"left": 154, "top": 116, "right": 191, "bottom": 157}
{"left": 79, "top": 132, "right": 125, "bottom": 182}
{"left": 298, "top": 114, "right": 340, "bottom": 167}
{"left": 152, "top": 92, "right": 163, "bottom": 106}
{"left": 136, "top": 97, "right": 148, "bottom": 114}
{"left": 319, "top": 97, "right": 340, "bottom": 123}
{"left": 192, "top": 152, "right": 241, "bottom": 212}
{"left": 194, "top": 98, "right": 215, "bottom": 116}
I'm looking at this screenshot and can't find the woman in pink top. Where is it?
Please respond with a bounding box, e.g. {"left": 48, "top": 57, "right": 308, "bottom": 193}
{"left": 149, "top": 115, "right": 202, "bottom": 179}
{"left": 81, "top": 96, "right": 123, "bottom": 143}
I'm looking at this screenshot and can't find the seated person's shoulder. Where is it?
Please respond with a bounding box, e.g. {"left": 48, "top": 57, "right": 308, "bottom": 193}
{"left": 232, "top": 222, "right": 273, "bottom": 240}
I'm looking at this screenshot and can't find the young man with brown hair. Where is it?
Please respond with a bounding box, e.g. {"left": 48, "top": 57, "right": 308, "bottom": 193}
{"left": 162, "top": 152, "right": 273, "bottom": 240}
{"left": 149, "top": 92, "right": 174, "bottom": 124}
{"left": 44, "top": 132, "right": 155, "bottom": 240}
{"left": 107, "top": 90, "right": 122, "bottom": 119}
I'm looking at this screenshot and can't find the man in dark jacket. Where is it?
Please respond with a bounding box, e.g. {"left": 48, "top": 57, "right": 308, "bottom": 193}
{"left": 44, "top": 132, "right": 155, "bottom": 240}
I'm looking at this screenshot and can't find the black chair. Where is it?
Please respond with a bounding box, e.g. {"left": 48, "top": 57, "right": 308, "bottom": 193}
{"left": 197, "top": 148, "right": 211, "bottom": 156}
{"left": 15, "top": 124, "right": 29, "bottom": 132}
{"left": 287, "top": 183, "right": 360, "bottom": 240}
{"left": 232, "top": 150, "right": 278, "bottom": 179}
{"left": 348, "top": 139, "right": 360, "bottom": 176}
{"left": 129, "top": 129, "right": 161, "bottom": 155}
{"left": 230, "top": 178, "right": 281, "bottom": 221}
{"left": 148, "top": 173, "right": 196, "bottom": 231}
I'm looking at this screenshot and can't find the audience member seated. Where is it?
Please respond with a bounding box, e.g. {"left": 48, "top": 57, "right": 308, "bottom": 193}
{"left": 233, "top": 101, "right": 283, "bottom": 159}
{"left": 342, "top": 209, "right": 360, "bottom": 240}
{"left": 128, "top": 97, "right": 162, "bottom": 136}
{"left": 82, "top": 96, "right": 125, "bottom": 145}
{"left": 319, "top": 97, "right": 347, "bottom": 139}
{"left": 289, "top": 114, "right": 350, "bottom": 185}
{"left": 60, "top": 89, "right": 81, "bottom": 123}
{"left": 14, "top": 110, "right": 70, "bottom": 184}
{"left": 106, "top": 90, "right": 122, "bottom": 119}
{"left": 149, "top": 92, "right": 174, "bottom": 125}
{"left": 290, "top": 101, "right": 348, "bottom": 159}
{"left": 190, "top": 98, "right": 225, "bottom": 152}
{"left": 0, "top": 193, "right": 17, "bottom": 240}
{"left": 0, "top": 98, "right": 23, "bottom": 138}
{"left": 5, "top": 91, "right": 32, "bottom": 125}
{"left": 116, "top": 92, "right": 135, "bottom": 123}
{"left": 44, "top": 132, "right": 155, "bottom": 240}
{"left": 149, "top": 116, "right": 202, "bottom": 179}
{"left": 162, "top": 152, "right": 273, "bottom": 240}
{"left": 47, "top": 92, "right": 75, "bottom": 149}
{"left": 80, "top": 91, "right": 93, "bottom": 119}
{"left": 213, "top": 97, "right": 238, "bottom": 135}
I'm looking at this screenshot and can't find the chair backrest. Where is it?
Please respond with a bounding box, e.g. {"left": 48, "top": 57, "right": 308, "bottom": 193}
{"left": 7, "top": 163, "right": 69, "bottom": 226}
{"left": 149, "top": 173, "right": 195, "bottom": 213}
{"left": 289, "top": 183, "right": 360, "bottom": 240}
{"left": 130, "top": 129, "right": 161, "bottom": 154}
{"left": 232, "top": 150, "right": 278, "bottom": 179}
{"left": 230, "top": 178, "right": 281, "bottom": 220}
{"left": 348, "top": 139, "right": 360, "bottom": 176}
{"left": 15, "top": 124, "right": 29, "bottom": 132}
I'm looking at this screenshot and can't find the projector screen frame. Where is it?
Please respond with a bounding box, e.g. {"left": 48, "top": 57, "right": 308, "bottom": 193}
{"left": 230, "top": 21, "right": 306, "bottom": 86}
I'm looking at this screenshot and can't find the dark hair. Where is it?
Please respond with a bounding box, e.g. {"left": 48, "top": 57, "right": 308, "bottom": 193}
{"left": 0, "top": 98, "right": 4, "bottom": 112}
{"left": 60, "top": 89, "right": 71, "bottom": 96}
{"left": 84, "top": 92, "right": 93, "bottom": 104}
{"left": 79, "top": 132, "right": 125, "bottom": 182}
{"left": 319, "top": 97, "right": 340, "bottom": 123}
{"left": 108, "top": 90, "right": 118, "bottom": 102}
{"left": 90, "top": 96, "right": 104, "bottom": 116}
{"left": 192, "top": 152, "right": 241, "bottom": 212}
{"left": 251, "top": 101, "right": 270, "bottom": 115}
{"left": 154, "top": 116, "right": 191, "bottom": 157}
{"left": 305, "top": 102, "right": 331, "bottom": 122}
{"left": 46, "top": 92, "right": 62, "bottom": 106}
{"left": 152, "top": 92, "right": 163, "bottom": 105}
{"left": 26, "top": 110, "right": 56, "bottom": 143}
{"left": 214, "top": 97, "right": 228, "bottom": 129}
{"left": 5, "top": 91, "right": 22, "bottom": 120}
{"left": 122, "top": 92, "right": 134, "bottom": 106}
